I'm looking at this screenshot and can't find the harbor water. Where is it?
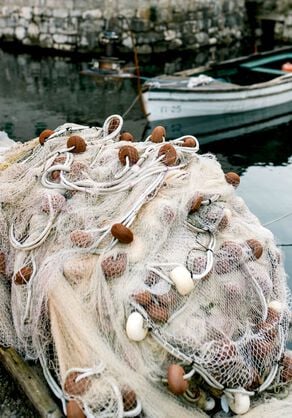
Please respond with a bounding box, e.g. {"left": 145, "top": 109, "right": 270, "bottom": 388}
{"left": 0, "top": 47, "right": 292, "bottom": 294}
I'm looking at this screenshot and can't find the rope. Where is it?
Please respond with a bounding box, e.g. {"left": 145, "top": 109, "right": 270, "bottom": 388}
{"left": 122, "top": 94, "right": 140, "bottom": 119}
{"left": 264, "top": 210, "right": 292, "bottom": 226}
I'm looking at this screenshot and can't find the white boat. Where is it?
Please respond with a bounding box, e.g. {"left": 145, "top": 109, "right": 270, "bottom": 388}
{"left": 142, "top": 48, "right": 292, "bottom": 122}
{"left": 144, "top": 100, "right": 292, "bottom": 144}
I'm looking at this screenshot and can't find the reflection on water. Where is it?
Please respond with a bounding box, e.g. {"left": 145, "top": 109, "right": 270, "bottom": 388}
{"left": 0, "top": 49, "right": 144, "bottom": 141}
{"left": 0, "top": 48, "right": 291, "bottom": 293}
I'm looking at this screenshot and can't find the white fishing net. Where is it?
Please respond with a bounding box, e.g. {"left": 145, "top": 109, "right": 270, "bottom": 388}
{"left": 0, "top": 115, "right": 291, "bottom": 417}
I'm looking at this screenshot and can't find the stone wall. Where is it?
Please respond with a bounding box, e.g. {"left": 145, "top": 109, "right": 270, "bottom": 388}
{"left": 0, "top": 0, "right": 246, "bottom": 54}
{"left": 246, "top": 0, "right": 292, "bottom": 42}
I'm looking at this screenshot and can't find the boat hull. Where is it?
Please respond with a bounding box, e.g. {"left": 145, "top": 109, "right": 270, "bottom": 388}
{"left": 143, "top": 77, "right": 292, "bottom": 121}
{"left": 144, "top": 100, "right": 292, "bottom": 144}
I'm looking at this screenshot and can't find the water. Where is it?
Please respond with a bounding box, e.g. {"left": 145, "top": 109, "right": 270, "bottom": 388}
{"left": 0, "top": 48, "right": 292, "bottom": 293}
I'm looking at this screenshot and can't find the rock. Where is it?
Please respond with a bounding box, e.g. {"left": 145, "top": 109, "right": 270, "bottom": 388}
{"left": 169, "top": 38, "right": 183, "bottom": 49}
{"left": 80, "top": 36, "right": 89, "bottom": 47}
{"left": 164, "top": 29, "right": 176, "bottom": 41}
{"left": 137, "top": 44, "right": 152, "bottom": 54}
{"left": 1, "top": 6, "right": 17, "bottom": 17}
{"left": 131, "top": 18, "right": 150, "bottom": 32}
{"left": 53, "top": 43, "right": 74, "bottom": 51}
{"left": 33, "top": 7, "right": 46, "bottom": 17}
{"left": 39, "top": 34, "right": 53, "bottom": 48}
{"left": 209, "top": 37, "right": 217, "bottom": 45}
{"left": 286, "top": 14, "right": 292, "bottom": 27}
{"left": 53, "top": 9, "right": 68, "bottom": 19}
{"left": 20, "top": 7, "right": 32, "bottom": 21}
{"left": 27, "top": 22, "right": 40, "bottom": 39}
{"left": 70, "top": 9, "right": 82, "bottom": 18}
{"left": 122, "top": 35, "right": 133, "bottom": 49}
{"left": 2, "top": 27, "right": 14, "bottom": 37}
{"left": 82, "top": 9, "right": 102, "bottom": 19}
{"left": 195, "top": 32, "right": 209, "bottom": 45}
{"left": 22, "top": 37, "right": 32, "bottom": 45}
{"left": 15, "top": 26, "right": 26, "bottom": 41}
{"left": 53, "top": 34, "right": 68, "bottom": 44}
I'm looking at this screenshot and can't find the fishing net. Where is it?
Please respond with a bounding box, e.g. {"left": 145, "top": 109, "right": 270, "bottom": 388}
{"left": 0, "top": 115, "right": 291, "bottom": 417}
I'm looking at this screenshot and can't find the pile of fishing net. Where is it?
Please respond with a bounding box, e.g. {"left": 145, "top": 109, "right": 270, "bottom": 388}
{"left": 0, "top": 115, "right": 291, "bottom": 418}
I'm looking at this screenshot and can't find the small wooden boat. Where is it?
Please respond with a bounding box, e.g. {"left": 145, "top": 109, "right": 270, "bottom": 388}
{"left": 144, "top": 100, "right": 292, "bottom": 143}
{"left": 142, "top": 48, "right": 292, "bottom": 122}
{"left": 81, "top": 56, "right": 135, "bottom": 79}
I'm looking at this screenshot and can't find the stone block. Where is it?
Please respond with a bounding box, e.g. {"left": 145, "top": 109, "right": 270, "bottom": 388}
{"left": 0, "top": 18, "right": 6, "bottom": 28}
{"left": 137, "top": 7, "right": 151, "bottom": 20}
{"left": 153, "top": 43, "right": 168, "bottom": 53}
{"left": 197, "top": 20, "right": 205, "bottom": 31}
{"left": 53, "top": 17, "right": 65, "bottom": 29}
{"left": 234, "top": 30, "right": 242, "bottom": 40}
{"left": 169, "top": 38, "right": 183, "bottom": 49}
{"left": 68, "top": 17, "right": 78, "bottom": 28}
{"left": 154, "top": 24, "right": 167, "bottom": 32}
{"left": 66, "top": 34, "right": 77, "bottom": 44}
{"left": 2, "top": 26, "right": 14, "bottom": 36}
{"left": 53, "top": 33, "right": 68, "bottom": 44}
{"left": 18, "top": 18, "right": 28, "bottom": 27}
{"left": 208, "top": 27, "right": 217, "bottom": 35}
{"left": 3, "top": 17, "right": 17, "bottom": 28}
{"left": 46, "top": 0, "right": 59, "bottom": 7}
{"left": 15, "top": 26, "right": 26, "bottom": 41}
{"left": 40, "top": 33, "right": 53, "bottom": 48}
{"left": 22, "top": 37, "right": 32, "bottom": 45}
{"left": 70, "top": 9, "right": 82, "bottom": 18}
{"left": 164, "top": 29, "right": 176, "bottom": 41}
{"left": 209, "top": 37, "right": 217, "bottom": 45}
{"left": 33, "top": 7, "right": 46, "bottom": 17}
{"left": 53, "top": 43, "right": 74, "bottom": 51}
{"left": 48, "top": 25, "right": 56, "bottom": 35}
{"left": 53, "top": 9, "right": 68, "bottom": 19}
{"left": 120, "top": 9, "right": 135, "bottom": 19}
{"left": 130, "top": 18, "right": 150, "bottom": 32}
{"left": 20, "top": 7, "right": 32, "bottom": 21}
{"left": 122, "top": 35, "right": 133, "bottom": 49}
{"left": 39, "top": 21, "right": 49, "bottom": 33}
{"left": 137, "top": 44, "right": 152, "bottom": 54}
{"left": 1, "top": 6, "right": 17, "bottom": 17}
{"left": 27, "top": 22, "right": 40, "bottom": 39}
{"left": 80, "top": 36, "right": 89, "bottom": 47}
{"left": 283, "top": 26, "right": 292, "bottom": 41}
{"left": 82, "top": 9, "right": 102, "bottom": 20}
{"left": 195, "top": 31, "right": 209, "bottom": 45}
{"left": 286, "top": 13, "right": 292, "bottom": 27}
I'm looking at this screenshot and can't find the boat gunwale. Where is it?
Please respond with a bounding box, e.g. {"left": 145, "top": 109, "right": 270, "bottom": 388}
{"left": 173, "top": 46, "right": 292, "bottom": 77}
{"left": 143, "top": 73, "right": 292, "bottom": 94}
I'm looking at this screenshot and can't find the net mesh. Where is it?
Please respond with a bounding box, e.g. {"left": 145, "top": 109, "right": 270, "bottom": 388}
{"left": 0, "top": 115, "right": 291, "bottom": 417}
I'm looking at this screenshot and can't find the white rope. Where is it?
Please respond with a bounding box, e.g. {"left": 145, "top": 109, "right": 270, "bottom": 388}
{"left": 122, "top": 94, "right": 140, "bottom": 119}
{"left": 10, "top": 212, "right": 56, "bottom": 251}
{"left": 123, "top": 399, "right": 142, "bottom": 417}
{"left": 66, "top": 363, "right": 106, "bottom": 382}
{"left": 37, "top": 345, "right": 68, "bottom": 415}
{"left": 102, "top": 115, "right": 123, "bottom": 141}
{"left": 115, "top": 156, "right": 130, "bottom": 179}
{"left": 225, "top": 387, "right": 255, "bottom": 396}
{"left": 22, "top": 253, "right": 37, "bottom": 325}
